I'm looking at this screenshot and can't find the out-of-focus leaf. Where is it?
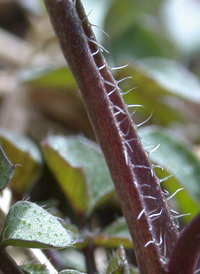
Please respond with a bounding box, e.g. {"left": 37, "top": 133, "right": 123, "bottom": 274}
{"left": 21, "top": 264, "right": 50, "bottom": 274}
{"left": 20, "top": 66, "right": 77, "bottom": 90}
{"left": 115, "top": 58, "right": 200, "bottom": 125}
{"left": 104, "top": 0, "right": 161, "bottom": 40}
{"left": 94, "top": 217, "right": 132, "bottom": 249}
{"left": 129, "top": 266, "right": 139, "bottom": 274}
{"left": 107, "top": 23, "right": 165, "bottom": 62}
{"left": 0, "top": 201, "right": 74, "bottom": 249}
{"left": 162, "top": 0, "right": 200, "bottom": 56}
{"left": 104, "top": 0, "right": 175, "bottom": 61}
{"left": 140, "top": 126, "right": 200, "bottom": 223}
{"left": 0, "top": 145, "right": 15, "bottom": 191}
{"left": 0, "top": 129, "right": 42, "bottom": 195}
{"left": 59, "top": 270, "right": 85, "bottom": 274}
{"left": 107, "top": 246, "right": 130, "bottom": 274}
{"left": 58, "top": 248, "right": 86, "bottom": 271}
{"left": 134, "top": 58, "right": 200, "bottom": 103}
{"left": 42, "top": 136, "right": 114, "bottom": 216}
{"left": 62, "top": 219, "right": 87, "bottom": 249}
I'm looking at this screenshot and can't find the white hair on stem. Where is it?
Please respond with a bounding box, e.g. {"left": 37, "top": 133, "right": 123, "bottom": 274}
{"left": 117, "top": 76, "right": 133, "bottom": 84}
{"left": 145, "top": 240, "right": 155, "bottom": 248}
{"left": 91, "top": 24, "right": 109, "bottom": 37}
{"left": 81, "top": 9, "right": 93, "bottom": 23}
{"left": 123, "top": 87, "right": 137, "bottom": 96}
{"left": 137, "top": 209, "right": 145, "bottom": 220}
{"left": 98, "top": 64, "right": 106, "bottom": 71}
{"left": 87, "top": 38, "right": 109, "bottom": 54}
{"left": 136, "top": 110, "right": 153, "bottom": 128}
{"left": 166, "top": 188, "right": 184, "bottom": 201}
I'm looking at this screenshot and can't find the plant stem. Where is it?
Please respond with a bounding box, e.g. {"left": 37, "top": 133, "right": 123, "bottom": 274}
{"left": 76, "top": 213, "right": 97, "bottom": 274}
{"left": 167, "top": 211, "right": 200, "bottom": 274}
{"left": 0, "top": 249, "right": 24, "bottom": 274}
{"left": 83, "top": 244, "right": 97, "bottom": 274}
{"left": 44, "top": 1, "right": 179, "bottom": 273}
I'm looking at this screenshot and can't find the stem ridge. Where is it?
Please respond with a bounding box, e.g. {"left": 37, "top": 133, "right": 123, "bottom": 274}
{"left": 44, "top": 1, "right": 179, "bottom": 273}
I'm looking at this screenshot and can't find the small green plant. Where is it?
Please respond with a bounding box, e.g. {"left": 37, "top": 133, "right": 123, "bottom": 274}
{"left": 0, "top": 0, "right": 200, "bottom": 274}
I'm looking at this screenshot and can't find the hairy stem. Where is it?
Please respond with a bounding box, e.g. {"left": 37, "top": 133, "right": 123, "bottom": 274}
{"left": 44, "top": 1, "right": 179, "bottom": 273}
{"left": 167, "top": 211, "right": 200, "bottom": 274}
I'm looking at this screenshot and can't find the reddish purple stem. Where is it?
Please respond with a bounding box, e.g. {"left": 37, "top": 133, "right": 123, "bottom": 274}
{"left": 167, "top": 211, "right": 200, "bottom": 274}
{"left": 44, "top": 1, "right": 179, "bottom": 273}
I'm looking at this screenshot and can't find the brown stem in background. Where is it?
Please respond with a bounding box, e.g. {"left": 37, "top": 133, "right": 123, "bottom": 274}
{"left": 0, "top": 249, "right": 24, "bottom": 274}
{"left": 83, "top": 244, "right": 97, "bottom": 274}
{"left": 44, "top": 1, "right": 179, "bottom": 273}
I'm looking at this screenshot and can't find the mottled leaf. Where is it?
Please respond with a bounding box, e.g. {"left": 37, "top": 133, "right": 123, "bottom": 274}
{"left": 42, "top": 135, "right": 114, "bottom": 215}
{"left": 0, "top": 201, "right": 74, "bottom": 249}
{"left": 94, "top": 217, "right": 132, "bottom": 249}
{"left": 107, "top": 246, "right": 130, "bottom": 274}
{"left": 0, "top": 129, "right": 42, "bottom": 195}
{"left": 59, "top": 270, "right": 85, "bottom": 274}
{"left": 21, "top": 264, "right": 50, "bottom": 274}
{"left": 140, "top": 126, "right": 200, "bottom": 222}
{"left": 0, "top": 145, "right": 15, "bottom": 191}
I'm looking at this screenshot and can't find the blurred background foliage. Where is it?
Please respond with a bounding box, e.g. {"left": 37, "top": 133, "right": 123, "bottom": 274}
{"left": 0, "top": 0, "right": 200, "bottom": 272}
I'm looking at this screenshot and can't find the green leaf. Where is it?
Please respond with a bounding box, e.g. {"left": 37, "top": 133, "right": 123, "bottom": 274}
{"left": 135, "top": 58, "right": 200, "bottom": 103}
{"left": 104, "top": 0, "right": 161, "bottom": 40}
{"left": 107, "top": 246, "right": 130, "bottom": 274}
{"left": 0, "top": 201, "right": 74, "bottom": 248}
{"left": 104, "top": 0, "right": 175, "bottom": 61}
{"left": 62, "top": 219, "right": 86, "bottom": 249}
{"left": 0, "top": 145, "right": 15, "bottom": 191}
{"left": 140, "top": 126, "right": 200, "bottom": 223}
{"left": 20, "top": 66, "right": 77, "bottom": 90}
{"left": 129, "top": 266, "right": 139, "bottom": 274}
{"left": 0, "top": 129, "right": 42, "bottom": 195}
{"left": 58, "top": 249, "right": 86, "bottom": 271}
{"left": 106, "top": 23, "right": 166, "bottom": 62}
{"left": 94, "top": 217, "right": 132, "bottom": 249}
{"left": 21, "top": 264, "right": 50, "bottom": 274}
{"left": 115, "top": 58, "right": 200, "bottom": 125}
{"left": 59, "top": 270, "right": 85, "bottom": 274}
{"left": 42, "top": 135, "right": 114, "bottom": 215}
